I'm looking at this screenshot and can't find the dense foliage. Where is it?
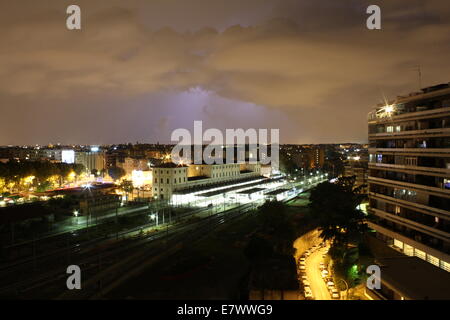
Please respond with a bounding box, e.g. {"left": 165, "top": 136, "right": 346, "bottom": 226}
{"left": 0, "top": 160, "right": 85, "bottom": 193}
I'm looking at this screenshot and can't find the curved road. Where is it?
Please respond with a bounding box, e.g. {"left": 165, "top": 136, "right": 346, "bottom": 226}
{"left": 305, "top": 246, "right": 331, "bottom": 300}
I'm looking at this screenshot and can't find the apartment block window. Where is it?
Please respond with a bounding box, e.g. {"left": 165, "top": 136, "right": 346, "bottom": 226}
{"left": 395, "top": 125, "right": 401, "bottom": 132}
{"left": 414, "top": 249, "right": 426, "bottom": 261}
{"left": 167, "top": 178, "right": 169, "bottom": 184}
{"left": 386, "top": 126, "right": 394, "bottom": 133}
{"left": 444, "top": 178, "right": 450, "bottom": 189}
{"left": 405, "top": 157, "right": 417, "bottom": 166}
{"left": 377, "top": 154, "right": 382, "bottom": 163}
{"left": 393, "top": 239, "right": 403, "bottom": 250}
{"left": 426, "top": 254, "right": 440, "bottom": 267}
{"left": 404, "top": 244, "right": 414, "bottom": 256}
{"left": 440, "top": 260, "right": 450, "bottom": 272}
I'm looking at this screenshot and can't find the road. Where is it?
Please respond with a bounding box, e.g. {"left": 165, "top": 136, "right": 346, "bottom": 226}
{"left": 305, "top": 246, "right": 331, "bottom": 300}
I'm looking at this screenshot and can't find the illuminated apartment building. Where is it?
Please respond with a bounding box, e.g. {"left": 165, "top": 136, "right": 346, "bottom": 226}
{"left": 367, "top": 83, "right": 450, "bottom": 272}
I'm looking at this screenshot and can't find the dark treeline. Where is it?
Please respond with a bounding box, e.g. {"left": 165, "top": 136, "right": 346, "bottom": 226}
{"left": 0, "top": 160, "right": 85, "bottom": 193}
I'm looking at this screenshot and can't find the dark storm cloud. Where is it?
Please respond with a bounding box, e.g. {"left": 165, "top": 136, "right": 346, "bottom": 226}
{"left": 0, "top": 0, "right": 449, "bottom": 145}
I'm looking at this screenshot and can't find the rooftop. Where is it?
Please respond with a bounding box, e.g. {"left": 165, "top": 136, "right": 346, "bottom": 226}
{"left": 236, "top": 187, "right": 266, "bottom": 195}
{"left": 375, "top": 256, "right": 450, "bottom": 300}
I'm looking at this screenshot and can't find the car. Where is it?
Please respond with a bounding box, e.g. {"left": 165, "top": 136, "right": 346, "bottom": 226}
{"left": 321, "top": 270, "right": 329, "bottom": 278}
{"left": 304, "top": 287, "right": 313, "bottom": 299}
{"left": 299, "top": 265, "right": 306, "bottom": 270}
{"left": 330, "top": 289, "right": 340, "bottom": 299}
{"left": 319, "top": 262, "right": 325, "bottom": 269}
{"left": 299, "top": 261, "right": 306, "bottom": 266}
{"left": 301, "top": 275, "right": 308, "bottom": 281}
{"left": 299, "top": 258, "right": 306, "bottom": 263}
{"left": 303, "top": 280, "right": 310, "bottom": 287}
{"left": 326, "top": 281, "right": 335, "bottom": 289}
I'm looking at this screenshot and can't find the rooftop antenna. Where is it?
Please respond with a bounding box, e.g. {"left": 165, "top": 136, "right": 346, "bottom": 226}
{"left": 414, "top": 65, "right": 422, "bottom": 90}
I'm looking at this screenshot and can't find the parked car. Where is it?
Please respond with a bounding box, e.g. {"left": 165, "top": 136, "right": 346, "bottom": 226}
{"left": 304, "top": 287, "right": 313, "bottom": 299}
{"left": 330, "top": 288, "right": 340, "bottom": 299}
{"left": 321, "top": 270, "right": 329, "bottom": 278}
{"left": 303, "top": 280, "right": 310, "bottom": 287}
{"left": 326, "top": 281, "right": 335, "bottom": 289}
{"left": 299, "top": 258, "right": 306, "bottom": 263}
{"left": 299, "top": 265, "right": 306, "bottom": 270}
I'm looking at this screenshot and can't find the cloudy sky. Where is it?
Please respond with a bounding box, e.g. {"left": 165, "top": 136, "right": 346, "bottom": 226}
{"left": 0, "top": 0, "right": 449, "bottom": 145}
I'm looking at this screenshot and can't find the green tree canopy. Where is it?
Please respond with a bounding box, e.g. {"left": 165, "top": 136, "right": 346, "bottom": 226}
{"left": 309, "top": 176, "right": 367, "bottom": 248}
{"left": 108, "top": 166, "right": 126, "bottom": 181}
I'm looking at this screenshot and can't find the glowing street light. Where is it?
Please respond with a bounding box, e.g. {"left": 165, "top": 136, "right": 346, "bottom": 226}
{"left": 150, "top": 213, "right": 158, "bottom": 226}
{"left": 377, "top": 104, "right": 396, "bottom": 118}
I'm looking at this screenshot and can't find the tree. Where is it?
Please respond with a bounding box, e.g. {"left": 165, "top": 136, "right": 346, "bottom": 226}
{"left": 108, "top": 167, "right": 126, "bottom": 181}
{"left": 279, "top": 154, "right": 298, "bottom": 176}
{"left": 73, "top": 164, "right": 85, "bottom": 177}
{"left": 258, "top": 201, "right": 296, "bottom": 255}
{"left": 120, "top": 180, "right": 134, "bottom": 202}
{"left": 91, "top": 169, "right": 99, "bottom": 177}
{"left": 309, "top": 176, "right": 367, "bottom": 249}
{"left": 323, "top": 149, "right": 344, "bottom": 177}
{"left": 244, "top": 236, "right": 274, "bottom": 262}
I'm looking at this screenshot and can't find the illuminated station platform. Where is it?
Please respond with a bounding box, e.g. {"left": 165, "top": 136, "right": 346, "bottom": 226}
{"left": 171, "top": 175, "right": 300, "bottom": 207}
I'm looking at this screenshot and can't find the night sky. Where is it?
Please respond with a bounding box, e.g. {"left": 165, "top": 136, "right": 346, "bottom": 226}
{"left": 0, "top": 0, "right": 449, "bottom": 145}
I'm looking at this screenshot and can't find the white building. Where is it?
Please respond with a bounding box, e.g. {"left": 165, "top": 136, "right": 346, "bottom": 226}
{"left": 152, "top": 162, "right": 261, "bottom": 201}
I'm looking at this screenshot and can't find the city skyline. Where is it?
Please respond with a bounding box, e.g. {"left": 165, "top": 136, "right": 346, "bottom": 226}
{"left": 1, "top": 0, "right": 450, "bottom": 145}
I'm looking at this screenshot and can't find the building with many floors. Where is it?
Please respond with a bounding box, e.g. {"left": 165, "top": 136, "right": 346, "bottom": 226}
{"left": 367, "top": 82, "right": 450, "bottom": 272}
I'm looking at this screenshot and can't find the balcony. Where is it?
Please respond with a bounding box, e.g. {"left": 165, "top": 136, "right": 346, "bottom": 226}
{"left": 369, "top": 192, "right": 450, "bottom": 220}
{"left": 368, "top": 106, "right": 450, "bottom": 125}
{"left": 369, "top": 127, "right": 450, "bottom": 140}
{"left": 368, "top": 176, "right": 450, "bottom": 198}
{"left": 366, "top": 219, "right": 450, "bottom": 258}
{"left": 368, "top": 148, "right": 450, "bottom": 158}
{"left": 368, "top": 163, "right": 450, "bottom": 178}
{"left": 370, "top": 207, "right": 450, "bottom": 240}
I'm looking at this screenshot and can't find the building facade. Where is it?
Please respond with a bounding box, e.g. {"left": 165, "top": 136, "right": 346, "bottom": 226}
{"left": 75, "top": 151, "right": 106, "bottom": 174}
{"left": 367, "top": 83, "right": 450, "bottom": 272}
{"left": 343, "top": 150, "right": 368, "bottom": 193}
{"left": 152, "top": 162, "right": 262, "bottom": 200}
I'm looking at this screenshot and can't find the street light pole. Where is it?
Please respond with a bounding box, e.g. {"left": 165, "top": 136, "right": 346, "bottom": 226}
{"left": 337, "top": 278, "right": 349, "bottom": 300}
